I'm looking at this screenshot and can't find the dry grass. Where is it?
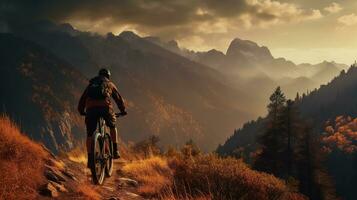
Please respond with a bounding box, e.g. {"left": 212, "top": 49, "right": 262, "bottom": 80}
{"left": 65, "top": 146, "right": 87, "bottom": 165}
{"left": 122, "top": 156, "right": 173, "bottom": 196}
{"left": 0, "top": 116, "right": 48, "bottom": 199}
{"left": 170, "top": 154, "right": 306, "bottom": 200}
{"left": 69, "top": 184, "right": 101, "bottom": 200}
{"left": 121, "top": 152, "right": 306, "bottom": 200}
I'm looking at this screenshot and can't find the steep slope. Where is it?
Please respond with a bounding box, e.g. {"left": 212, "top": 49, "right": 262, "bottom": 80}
{"left": 7, "top": 21, "right": 256, "bottom": 151}
{"left": 0, "top": 115, "right": 144, "bottom": 200}
{"left": 0, "top": 33, "right": 86, "bottom": 152}
{"left": 217, "top": 65, "right": 357, "bottom": 156}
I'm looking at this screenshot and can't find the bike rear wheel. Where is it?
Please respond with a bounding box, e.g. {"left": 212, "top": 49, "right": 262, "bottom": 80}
{"left": 104, "top": 133, "right": 114, "bottom": 177}
{"left": 90, "top": 132, "right": 105, "bottom": 185}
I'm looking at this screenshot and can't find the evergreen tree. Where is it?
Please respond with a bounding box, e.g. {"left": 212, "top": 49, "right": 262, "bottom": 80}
{"left": 279, "top": 100, "right": 303, "bottom": 178}
{"left": 254, "top": 87, "right": 286, "bottom": 176}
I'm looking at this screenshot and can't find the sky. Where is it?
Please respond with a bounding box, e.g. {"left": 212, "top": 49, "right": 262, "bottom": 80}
{"left": 1, "top": 0, "right": 357, "bottom": 64}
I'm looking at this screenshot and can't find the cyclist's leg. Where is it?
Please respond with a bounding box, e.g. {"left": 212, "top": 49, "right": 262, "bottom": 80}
{"left": 85, "top": 109, "right": 98, "bottom": 167}
{"left": 104, "top": 108, "right": 120, "bottom": 159}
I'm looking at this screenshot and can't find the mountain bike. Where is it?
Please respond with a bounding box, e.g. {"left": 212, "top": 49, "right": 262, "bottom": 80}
{"left": 89, "top": 113, "right": 125, "bottom": 185}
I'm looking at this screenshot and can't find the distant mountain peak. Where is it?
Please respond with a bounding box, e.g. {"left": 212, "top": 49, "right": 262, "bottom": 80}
{"left": 119, "top": 31, "right": 141, "bottom": 41}
{"left": 167, "top": 40, "right": 179, "bottom": 49}
{"left": 226, "top": 38, "right": 273, "bottom": 61}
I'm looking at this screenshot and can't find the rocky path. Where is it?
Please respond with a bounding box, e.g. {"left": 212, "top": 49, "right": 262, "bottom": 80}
{"left": 87, "top": 160, "right": 144, "bottom": 200}
{"left": 39, "top": 155, "right": 144, "bottom": 200}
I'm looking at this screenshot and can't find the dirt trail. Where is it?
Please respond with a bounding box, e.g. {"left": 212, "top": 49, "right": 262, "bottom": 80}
{"left": 41, "top": 156, "right": 145, "bottom": 200}
{"left": 86, "top": 160, "right": 144, "bottom": 200}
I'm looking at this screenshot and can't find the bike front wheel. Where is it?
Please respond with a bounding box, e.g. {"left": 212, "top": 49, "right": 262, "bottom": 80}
{"left": 90, "top": 132, "right": 105, "bottom": 185}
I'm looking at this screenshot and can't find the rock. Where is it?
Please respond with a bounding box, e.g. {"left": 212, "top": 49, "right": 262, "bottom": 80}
{"left": 40, "top": 183, "right": 59, "bottom": 197}
{"left": 102, "top": 186, "right": 114, "bottom": 192}
{"left": 62, "top": 169, "right": 78, "bottom": 181}
{"left": 117, "top": 177, "right": 139, "bottom": 187}
{"left": 45, "top": 166, "right": 66, "bottom": 183}
{"left": 49, "top": 181, "right": 67, "bottom": 193}
{"left": 125, "top": 192, "right": 140, "bottom": 198}
{"left": 108, "top": 197, "right": 119, "bottom": 200}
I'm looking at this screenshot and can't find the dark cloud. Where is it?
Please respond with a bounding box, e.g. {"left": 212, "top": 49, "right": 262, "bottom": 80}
{"left": 0, "top": 0, "right": 324, "bottom": 51}
{"left": 0, "top": 0, "right": 265, "bottom": 27}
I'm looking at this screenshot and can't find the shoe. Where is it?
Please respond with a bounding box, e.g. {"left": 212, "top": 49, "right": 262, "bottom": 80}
{"left": 113, "top": 143, "right": 121, "bottom": 159}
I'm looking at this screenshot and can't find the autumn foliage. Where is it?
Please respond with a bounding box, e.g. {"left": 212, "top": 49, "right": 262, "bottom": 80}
{"left": 322, "top": 116, "right": 357, "bottom": 153}
{"left": 0, "top": 116, "right": 48, "bottom": 199}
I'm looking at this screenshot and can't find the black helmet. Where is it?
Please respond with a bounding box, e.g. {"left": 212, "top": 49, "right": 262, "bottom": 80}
{"left": 98, "top": 68, "right": 111, "bottom": 78}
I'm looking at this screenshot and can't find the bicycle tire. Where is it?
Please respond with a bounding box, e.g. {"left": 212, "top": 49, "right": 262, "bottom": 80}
{"left": 104, "top": 133, "right": 114, "bottom": 177}
{"left": 90, "top": 132, "right": 105, "bottom": 185}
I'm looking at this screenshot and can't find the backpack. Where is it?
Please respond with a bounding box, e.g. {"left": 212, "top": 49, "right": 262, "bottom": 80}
{"left": 87, "top": 79, "right": 111, "bottom": 99}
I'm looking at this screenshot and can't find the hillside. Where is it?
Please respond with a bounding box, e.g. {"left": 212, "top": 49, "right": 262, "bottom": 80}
{"left": 5, "top": 21, "right": 258, "bottom": 151}
{"left": 0, "top": 33, "right": 86, "bottom": 152}
{"left": 0, "top": 116, "right": 305, "bottom": 200}
{"left": 322, "top": 116, "right": 357, "bottom": 200}
{"left": 217, "top": 65, "right": 357, "bottom": 158}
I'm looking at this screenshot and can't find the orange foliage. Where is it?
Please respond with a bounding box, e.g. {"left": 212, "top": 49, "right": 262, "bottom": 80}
{"left": 322, "top": 116, "right": 357, "bottom": 153}
{"left": 0, "top": 116, "right": 48, "bottom": 199}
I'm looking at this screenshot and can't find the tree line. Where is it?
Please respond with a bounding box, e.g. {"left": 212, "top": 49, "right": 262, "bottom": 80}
{"left": 254, "top": 87, "right": 337, "bottom": 200}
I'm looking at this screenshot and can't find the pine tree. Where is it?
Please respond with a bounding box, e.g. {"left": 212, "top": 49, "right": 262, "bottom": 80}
{"left": 254, "top": 87, "right": 286, "bottom": 176}
{"left": 296, "top": 125, "right": 338, "bottom": 200}
{"left": 279, "top": 99, "right": 304, "bottom": 178}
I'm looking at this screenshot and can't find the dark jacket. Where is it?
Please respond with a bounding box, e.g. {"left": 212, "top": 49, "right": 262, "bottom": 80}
{"left": 78, "top": 76, "right": 126, "bottom": 113}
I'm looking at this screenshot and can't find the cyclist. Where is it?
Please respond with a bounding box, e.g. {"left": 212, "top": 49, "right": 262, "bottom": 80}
{"left": 78, "top": 68, "right": 127, "bottom": 168}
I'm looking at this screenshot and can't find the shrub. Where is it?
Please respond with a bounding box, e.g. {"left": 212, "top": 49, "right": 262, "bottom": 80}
{"left": 122, "top": 153, "right": 306, "bottom": 200}
{"left": 0, "top": 116, "right": 48, "bottom": 199}
{"left": 169, "top": 154, "right": 305, "bottom": 200}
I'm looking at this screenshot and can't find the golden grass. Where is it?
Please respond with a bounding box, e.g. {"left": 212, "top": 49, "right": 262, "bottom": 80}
{"left": 170, "top": 155, "right": 306, "bottom": 200}
{"left": 65, "top": 146, "right": 87, "bottom": 165}
{"left": 121, "top": 153, "right": 306, "bottom": 200}
{"left": 122, "top": 156, "right": 173, "bottom": 196}
{"left": 0, "top": 116, "right": 48, "bottom": 199}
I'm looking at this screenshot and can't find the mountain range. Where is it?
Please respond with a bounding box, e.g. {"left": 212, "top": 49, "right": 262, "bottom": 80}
{"left": 0, "top": 20, "right": 349, "bottom": 152}
{"left": 146, "top": 37, "right": 348, "bottom": 99}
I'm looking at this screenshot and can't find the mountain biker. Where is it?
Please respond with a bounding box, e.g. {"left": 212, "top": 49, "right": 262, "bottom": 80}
{"left": 78, "top": 68, "right": 127, "bottom": 168}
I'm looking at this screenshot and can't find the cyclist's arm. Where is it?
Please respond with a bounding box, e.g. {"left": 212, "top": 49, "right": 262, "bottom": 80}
{"left": 111, "top": 83, "right": 126, "bottom": 113}
{"left": 78, "top": 86, "right": 89, "bottom": 115}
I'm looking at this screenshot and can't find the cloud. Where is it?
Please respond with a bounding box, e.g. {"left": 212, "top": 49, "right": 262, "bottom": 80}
{"left": 338, "top": 14, "right": 357, "bottom": 26}
{"left": 2, "top": 0, "right": 323, "bottom": 28}
{"left": 0, "top": 0, "right": 324, "bottom": 49}
{"left": 243, "top": 0, "right": 322, "bottom": 27}
{"left": 324, "top": 2, "right": 343, "bottom": 14}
